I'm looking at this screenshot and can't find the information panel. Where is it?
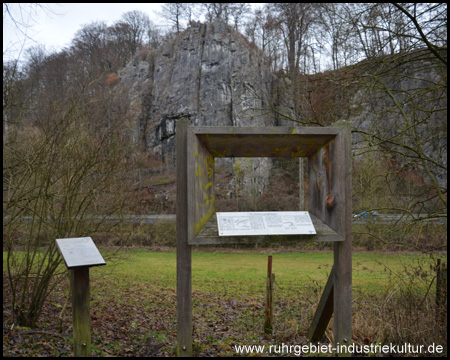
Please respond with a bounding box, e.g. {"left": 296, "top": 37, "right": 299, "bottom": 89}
{"left": 56, "top": 237, "right": 106, "bottom": 269}
{"left": 216, "top": 211, "right": 316, "bottom": 236}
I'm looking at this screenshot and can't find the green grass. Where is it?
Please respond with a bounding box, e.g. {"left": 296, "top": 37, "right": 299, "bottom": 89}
{"left": 98, "top": 250, "right": 440, "bottom": 294}
{"left": 5, "top": 249, "right": 441, "bottom": 294}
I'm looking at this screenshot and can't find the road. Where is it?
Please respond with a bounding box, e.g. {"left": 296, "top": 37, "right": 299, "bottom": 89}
{"left": 3, "top": 214, "right": 176, "bottom": 225}
{"left": 352, "top": 214, "right": 446, "bottom": 224}
{"left": 5, "top": 213, "right": 446, "bottom": 225}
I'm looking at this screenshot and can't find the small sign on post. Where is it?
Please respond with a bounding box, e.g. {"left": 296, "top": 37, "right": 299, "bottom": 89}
{"left": 56, "top": 237, "right": 106, "bottom": 357}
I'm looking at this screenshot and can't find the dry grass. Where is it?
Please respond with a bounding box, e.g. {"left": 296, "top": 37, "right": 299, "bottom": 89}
{"left": 352, "top": 258, "right": 447, "bottom": 356}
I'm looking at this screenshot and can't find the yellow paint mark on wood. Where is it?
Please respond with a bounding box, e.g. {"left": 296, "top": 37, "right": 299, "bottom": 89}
{"left": 195, "top": 207, "right": 215, "bottom": 234}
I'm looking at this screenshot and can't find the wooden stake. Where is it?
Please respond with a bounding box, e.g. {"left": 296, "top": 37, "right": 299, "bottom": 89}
{"left": 436, "top": 259, "right": 447, "bottom": 325}
{"left": 264, "top": 256, "right": 274, "bottom": 335}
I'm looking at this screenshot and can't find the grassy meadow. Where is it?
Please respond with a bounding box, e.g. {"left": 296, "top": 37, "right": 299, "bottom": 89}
{"left": 101, "top": 250, "right": 432, "bottom": 293}
{"left": 93, "top": 250, "right": 446, "bottom": 356}
{"left": 3, "top": 250, "right": 447, "bottom": 356}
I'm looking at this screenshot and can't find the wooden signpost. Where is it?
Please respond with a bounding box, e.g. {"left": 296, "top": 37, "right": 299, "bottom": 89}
{"left": 56, "top": 237, "right": 106, "bottom": 357}
{"left": 176, "top": 120, "right": 352, "bottom": 356}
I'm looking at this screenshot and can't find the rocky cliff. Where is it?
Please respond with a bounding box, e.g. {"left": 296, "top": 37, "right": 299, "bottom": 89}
{"left": 118, "top": 21, "right": 446, "bottom": 204}
{"left": 119, "top": 20, "right": 274, "bottom": 163}
{"left": 349, "top": 50, "right": 447, "bottom": 188}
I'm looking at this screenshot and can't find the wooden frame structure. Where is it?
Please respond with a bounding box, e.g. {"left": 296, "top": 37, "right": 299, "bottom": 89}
{"left": 176, "top": 119, "right": 352, "bottom": 356}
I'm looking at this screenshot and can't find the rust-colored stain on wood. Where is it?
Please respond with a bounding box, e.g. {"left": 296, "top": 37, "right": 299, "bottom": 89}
{"left": 315, "top": 175, "right": 322, "bottom": 211}
{"left": 323, "top": 146, "right": 335, "bottom": 210}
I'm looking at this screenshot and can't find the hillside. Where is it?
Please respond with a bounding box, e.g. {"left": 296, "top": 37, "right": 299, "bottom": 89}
{"left": 115, "top": 21, "right": 446, "bottom": 224}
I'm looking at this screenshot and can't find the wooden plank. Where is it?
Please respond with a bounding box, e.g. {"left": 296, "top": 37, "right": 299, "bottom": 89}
{"left": 193, "top": 126, "right": 339, "bottom": 158}
{"left": 309, "top": 140, "right": 346, "bottom": 232}
{"left": 189, "top": 213, "right": 343, "bottom": 245}
{"left": 307, "top": 266, "right": 335, "bottom": 342}
{"left": 308, "top": 124, "right": 349, "bottom": 235}
{"left": 71, "top": 267, "right": 91, "bottom": 357}
{"left": 176, "top": 119, "right": 193, "bottom": 357}
{"left": 187, "top": 128, "right": 215, "bottom": 238}
{"left": 193, "top": 126, "right": 341, "bottom": 136}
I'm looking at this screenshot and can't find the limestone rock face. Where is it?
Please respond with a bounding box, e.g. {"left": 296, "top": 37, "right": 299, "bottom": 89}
{"left": 349, "top": 50, "right": 447, "bottom": 188}
{"left": 118, "top": 21, "right": 446, "bottom": 203}
{"left": 120, "top": 20, "right": 274, "bottom": 163}
{"left": 118, "top": 54, "right": 155, "bottom": 148}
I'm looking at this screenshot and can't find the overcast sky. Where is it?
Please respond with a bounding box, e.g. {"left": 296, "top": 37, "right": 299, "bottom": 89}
{"left": 3, "top": 3, "right": 166, "bottom": 62}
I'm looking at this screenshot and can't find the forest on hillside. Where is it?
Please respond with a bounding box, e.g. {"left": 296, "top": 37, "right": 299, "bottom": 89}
{"left": 4, "top": 2, "right": 446, "bottom": 227}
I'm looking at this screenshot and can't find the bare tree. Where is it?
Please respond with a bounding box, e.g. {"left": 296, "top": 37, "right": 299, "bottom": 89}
{"left": 318, "top": 3, "right": 358, "bottom": 70}
{"left": 392, "top": 3, "right": 447, "bottom": 65}
{"left": 3, "top": 3, "right": 56, "bottom": 61}
{"left": 159, "top": 3, "right": 187, "bottom": 34}
{"left": 229, "top": 3, "right": 251, "bottom": 31}
{"left": 244, "top": 6, "right": 284, "bottom": 72}
{"left": 3, "top": 4, "right": 136, "bottom": 328}
{"left": 201, "top": 3, "right": 230, "bottom": 23}
{"left": 119, "top": 10, "right": 152, "bottom": 55}
{"left": 200, "top": 3, "right": 249, "bottom": 31}
{"left": 72, "top": 21, "right": 111, "bottom": 74}
{"left": 4, "top": 63, "right": 134, "bottom": 326}
{"left": 253, "top": 3, "right": 447, "bottom": 250}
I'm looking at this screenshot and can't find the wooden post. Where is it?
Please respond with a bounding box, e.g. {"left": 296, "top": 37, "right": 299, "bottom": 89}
{"left": 308, "top": 120, "right": 352, "bottom": 355}
{"left": 264, "top": 256, "right": 275, "bottom": 335}
{"left": 176, "top": 119, "right": 193, "bottom": 357}
{"left": 436, "top": 259, "right": 447, "bottom": 325}
{"left": 332, "top": 120, "right": 352, "bottom": 356}
{"left": 307, "top": 266, "right": 335, "bottom": 342}
{"left": 71, "top": 267, "right": 91, "bottom": 357}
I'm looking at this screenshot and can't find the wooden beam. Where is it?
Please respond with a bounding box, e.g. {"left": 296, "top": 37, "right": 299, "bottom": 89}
{"left": 193, "top": 126, "right": 339, "bottom": 158}
{"left": 176, "top": 119, "right": 192, "bottom": 357}
{"left": 189, "top": 213, "right": 344, "bottom": 245}
{"left": 307, "top": 266, "right": 334, "bottom": 342}
{"left": 332, "top": 120, "right": 353, "bottom": 356}
{"left": 187, "top": 127, "right": 215, "bottom": 238}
